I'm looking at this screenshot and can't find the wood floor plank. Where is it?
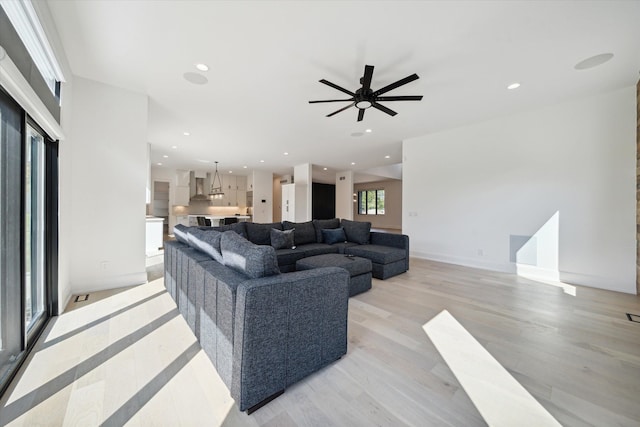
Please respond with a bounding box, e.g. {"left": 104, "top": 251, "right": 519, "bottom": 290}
{"left": 1, "top": 258, "right": 640, "bottom": 426}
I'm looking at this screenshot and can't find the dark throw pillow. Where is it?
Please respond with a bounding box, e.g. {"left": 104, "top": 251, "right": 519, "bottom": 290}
{"left": 313, "top": 218, "right": 341, "bottom": 243}
{"left": 271, "top": 228, "right": 295, "bottom": 250}
{"left": 322, "top": 227, "right": 347, "bottom": 245}
{"left": 221, "top": 231, "right": 280, "bottom": 279}
{"left": 341, "top": 219, "right": 371, "bottom": 244}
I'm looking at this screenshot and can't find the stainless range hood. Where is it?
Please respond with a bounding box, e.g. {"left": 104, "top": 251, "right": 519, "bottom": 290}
{"left": 190, "top": 176, "right": 210, "bottom": 201}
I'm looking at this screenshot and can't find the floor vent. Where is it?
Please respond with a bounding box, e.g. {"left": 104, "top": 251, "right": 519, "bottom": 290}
{"left": 625, "top": 313, "right": 640, "bottom": 323}
{"left": 74, "top": 294, "right": 89, "bottom": 303}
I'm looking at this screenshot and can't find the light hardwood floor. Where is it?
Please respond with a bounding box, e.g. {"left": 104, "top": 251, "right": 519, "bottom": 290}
{"left": 1, "top": 258, "right": 640, "bottom": 426}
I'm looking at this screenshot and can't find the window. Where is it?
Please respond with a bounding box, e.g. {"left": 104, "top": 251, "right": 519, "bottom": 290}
{"left": 358, "top": 189, "right": 385, "bottom": 215}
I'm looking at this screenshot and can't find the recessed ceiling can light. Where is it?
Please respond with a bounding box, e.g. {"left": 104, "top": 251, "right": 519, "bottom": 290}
{"left": 323, "top": 167, "right": 328, "bottom": 171}
{"left": 157, "top": 162, "right": 162, "bottom": 166}
{"left": 507, "top": 83, "right": 520, "bottom": 90}
{"left": 183, "top": 132, "right": 190, "bottom": 136}
{"left": 284, "top": 152, "right": 289, "bottom": 156}
{"left": 183, "top": 72, "right": 208, "bottom": 85}
{"left": 260, "top": 160, "right": 265, "bottom": 163}
{"left": 163, "top": 155, "right": 169, "bottom": 158}
{"left": 574, "top": 53, "right": 614, "bottom": 70}
{"left": 171, "top": 145, "right": 178, "bottom": 149}
{"left": 195, "top": 63, "right": 209, "bottom": 71}
{"left": 351, "top": 162, "right": 356, "bottom": 165}
{"left": 365, "top": 129, "right": 372, "bottom": 133}
{"left": 385, "top": 155, "right": 390, "bottom": 159}
{"left": 229, "top": 171, "right": 233, "bottom": 174}
{"left": 243, "top": 165, "right": 248, "bottom": 169}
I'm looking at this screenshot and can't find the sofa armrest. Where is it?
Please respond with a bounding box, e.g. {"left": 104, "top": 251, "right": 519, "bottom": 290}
{"left": 370, "top": 232, "right": 410, "bottom": 270}
{"left": 231, "top": 267, "right": 350, "bottom": 411}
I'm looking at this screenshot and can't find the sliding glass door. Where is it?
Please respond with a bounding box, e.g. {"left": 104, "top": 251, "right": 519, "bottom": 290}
{"left": 24, "top": 125, "right": 47, "bottom": 336}
{"left": 0, "top": 88, "right": 24, "bottom": 388}
{"left": 0, "top": 88, "right": 57, "bottom": 396}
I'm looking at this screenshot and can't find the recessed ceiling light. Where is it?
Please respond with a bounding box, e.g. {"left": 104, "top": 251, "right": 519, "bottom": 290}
{"left": 183, "top": 132, "right": 190, "bottom": 136}
{"left": 323, "top": 167, "right": 328, "bottom": 171}
{"left": 157, "top": 162, "right": 162, "bottom": 166}
{"left": 351, "top": 162, "right": 356, "bottom": 165}
{"left": 365, "top": 129, "right": 372, "bottom": 133}
{"left": 183, "top": 72, "right": 208, "bottom": 85}
{"left": 229, "top": 171, "right": 233, "bottom": 174}
{"left": 574, "top": 53, "right": 614, "bottom": 70}
{"left": 243, "top": 165, "right": 248, "bottom": 169}
{"left": 195, "top": 63, "right": 209, "bottom": 72}
{"left": 260, "top": 160, "right": 265, "bottom": 163}
{"left": 284, "top": 152, "right": 289, "bottom": 156}
{"left": 163, "top": 155, "right": 169, "bottom": 158}
{"left": 171, "top": 145, "right": 178, "bottom": 149}
{"left": 507, "top": 83, "right": 520, "bottom": 90}
{"left": 385, "top": 155, "right": 390, "bottom": 159}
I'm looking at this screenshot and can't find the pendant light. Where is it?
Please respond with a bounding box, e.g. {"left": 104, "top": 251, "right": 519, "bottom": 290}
{"left": 209, "top": 161, "right": 225, "bottom": 199}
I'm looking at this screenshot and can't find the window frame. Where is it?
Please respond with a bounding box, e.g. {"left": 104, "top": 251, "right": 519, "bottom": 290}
{"left": 357, "top": 189, "right": 385, "bottom": 215}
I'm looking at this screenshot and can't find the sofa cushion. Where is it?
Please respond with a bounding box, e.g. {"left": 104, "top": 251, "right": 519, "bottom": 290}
{"left": 173, "top": 224, "right": 190, "bottom": 244}
{"left": 221, "top": 231, "right": 280, "bottom": 278}
{"left": 271, "top": 228, "right": 295, "bottom": 250}
{"left": 313, "top": 218, "right": 341, "bottom": 243}
{"left": 298, "top": 243, "right": 339, "bottom": 257}
{"left": 275, "top": 248, "right": 307, "bottom": 266}
{"left": 331, "top": 241, "right": 359, "bottom": 254}
{"left": 187, "top": 228, "right": 224, "bottom": 264}
{"left": 322, "top": 227, "right": 347, "bottom": 245}
{"left": 341, "top": 219, "right": 371, "bottom": 245}
{"left": 213, "top": 221, "right": 247, "bottom": 238}
{"left": 345, "top": 244, "right": 406, "bottom": 265}
{"left": 245, "top": 222, "right": 283, "bottom": 245}
{"left": 282, "top": 221, "right": 317, "bottom": 245}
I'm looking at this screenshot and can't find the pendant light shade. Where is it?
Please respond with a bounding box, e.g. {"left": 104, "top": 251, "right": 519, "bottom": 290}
{"left": 209, "top": 161, "right": 225, "bottom": 199}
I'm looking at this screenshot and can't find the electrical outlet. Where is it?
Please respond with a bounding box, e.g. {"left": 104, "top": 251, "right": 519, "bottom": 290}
{"left": 477, "top": 249, "right": 484, "bottom": 256}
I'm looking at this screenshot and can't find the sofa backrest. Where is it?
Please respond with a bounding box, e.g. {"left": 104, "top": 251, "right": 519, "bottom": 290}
{"left": 312, "top": 218, "right": 341, "bottom": 243}
{"left": 245, "top": 222, "right": 283, "bottom": 245}
{"left": 221, "top": 231, "right": 281, "bottom": 279}
{"left": 282, "top": 220, "right": 316, "bottom": 246}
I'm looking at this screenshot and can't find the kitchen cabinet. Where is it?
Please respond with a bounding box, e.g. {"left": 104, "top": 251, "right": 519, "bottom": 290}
{"left": 281, "top": 183, "right": 295, "bottom": 222}
{"left": 237, "top": 190, "right": 246, "bottom": 208}
{"left": 222, "top": 175, "right": 236, "bottom": 191}
{"left": 236, "top": 176, "right": 247, "bottom": 191}
{"left": 223, "top": 190, "right": 238, "bottom": 207}
{"left": 176, "top": 170, "right": 190, "bottom": 186}
{"left": 174, "top": 186, "right": 190, "bottom": 206}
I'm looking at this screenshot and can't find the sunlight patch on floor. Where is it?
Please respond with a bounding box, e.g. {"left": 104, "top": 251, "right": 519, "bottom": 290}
{"left": 423, "top": 310, "right": 561, "bottom": 427}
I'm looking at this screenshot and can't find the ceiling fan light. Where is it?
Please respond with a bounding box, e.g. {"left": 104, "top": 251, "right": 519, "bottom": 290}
{"left": 355, "top": 100, "right": 372, "bottom": 109}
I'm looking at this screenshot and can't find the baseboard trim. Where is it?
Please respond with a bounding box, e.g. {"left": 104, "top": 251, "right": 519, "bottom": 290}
{"left": 70, "top": 272, "right": 148, "bottom": 295}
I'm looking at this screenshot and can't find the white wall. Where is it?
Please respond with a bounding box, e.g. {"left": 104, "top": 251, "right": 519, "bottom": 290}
{"left": 294, "top": 163, "right": 312, "bottom": 221}
{"left": 335, "top": 170, "right": 354, "bottom": 220}
{"left": 404, "top": 86, "right": 636, "bottom": 294}
{"left": 64, "top": 76, "right": 148, "bottom": 293}
{"left": 252, "top": 170, "right": 273, "bottom": 223}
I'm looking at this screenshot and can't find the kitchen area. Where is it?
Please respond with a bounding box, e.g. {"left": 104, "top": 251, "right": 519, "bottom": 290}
{"left": 146, "top": 168, "right": 254, "bottom": 254}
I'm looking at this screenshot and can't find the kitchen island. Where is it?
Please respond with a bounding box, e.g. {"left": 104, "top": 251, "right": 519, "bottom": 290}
{"left": 186, "top": 215, "right": 251, "bottom": 227}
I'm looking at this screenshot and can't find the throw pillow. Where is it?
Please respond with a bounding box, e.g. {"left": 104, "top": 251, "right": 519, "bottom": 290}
{"left": 341, "top": 219, "right": 371, "bottom": 244}
{"left": 221, "top": 231, "right": 280, "bottom": 279}
{"left": 173, "top": 224, "right": 190, "bottom": 244}
{"left": 187, "top": 228, "right": 224, "bottom": 264}
{"left": 313, "top": 218, "right": 341, "bottom": 243}
{"left": 322, "top": 227, "right": 347, "bottom": 245}
{"left": 271, "top": 228, "right": 295, "bottom": 250}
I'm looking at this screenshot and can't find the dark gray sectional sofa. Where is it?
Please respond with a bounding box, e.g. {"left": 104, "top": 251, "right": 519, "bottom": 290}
{"left": 163, "top": 218, "right": 409, "bottom": 412}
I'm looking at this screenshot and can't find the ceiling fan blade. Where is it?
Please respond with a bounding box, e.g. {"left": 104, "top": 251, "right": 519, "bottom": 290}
{"left": 373, "top": 74, "right": 419, "bottom": 96}
{"left": 361, "top": 65, "right": 374, "bottom": 92}
{"left": 309, "top": 98, "right": 355, "bottom": 103}
{"left": 375, "top": 95, "right": 423, "bottom": 101}
{"left": 327, "top": 102, "right": 355, "bottom": 117}
{"left": 357, "top": 109, "right": 365, "bottom": 122}
{"left": 319, "top": 79, "right": 355, "bottom": 96}
{"left": 371, "top": 102, "right": 397, "bottom": 117}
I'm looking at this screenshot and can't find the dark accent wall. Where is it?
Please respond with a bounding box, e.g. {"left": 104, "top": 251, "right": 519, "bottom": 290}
{"left": 312, "top": 183, "right": 335, "bottom": 220}
{"left": 0, "top": 7, "right": 61, "bottom": 123}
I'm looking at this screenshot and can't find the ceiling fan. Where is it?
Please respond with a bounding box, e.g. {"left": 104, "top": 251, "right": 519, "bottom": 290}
{"left": 309, "top": 64, "right": 423, "bottom": 122}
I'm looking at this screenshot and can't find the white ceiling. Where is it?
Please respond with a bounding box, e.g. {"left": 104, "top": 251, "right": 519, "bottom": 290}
{"left": 45, "top": 0, "right": 640, "bottom": 181}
